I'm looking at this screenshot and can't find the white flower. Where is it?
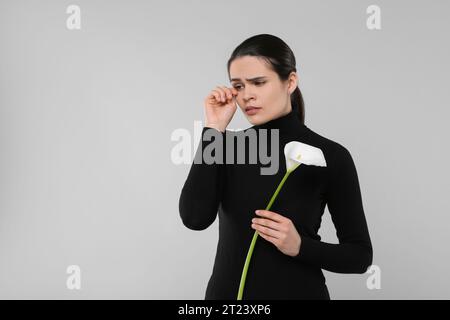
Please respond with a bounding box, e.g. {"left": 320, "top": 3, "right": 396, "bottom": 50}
{"left": 284, "top": 141, "right": 327, "bottom": 172}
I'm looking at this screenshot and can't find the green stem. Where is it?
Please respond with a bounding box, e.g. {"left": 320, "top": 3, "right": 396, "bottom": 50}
{"left": 237, "top": 167, "right": 298, "bottom": 300}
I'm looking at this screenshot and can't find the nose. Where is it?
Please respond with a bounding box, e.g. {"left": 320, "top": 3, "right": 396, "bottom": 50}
{"left": 242, "top": 87, "right": 256, "bottom": 102}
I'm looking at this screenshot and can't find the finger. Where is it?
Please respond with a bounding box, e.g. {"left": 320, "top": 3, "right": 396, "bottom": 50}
{"left": 211, "top": 90, "right": 223, "bottom": 103}
{"left": 229, "top": 87, "right": 238, "bottom": 98}
{"left": 255, "top": 210, "right": 286, "bottom": 223}
{"left": 251, "top": 222, "right": 283, "bottom": 239}
{"left": 215, "top": 86, "right": 226, "bottom": 102}
{"left": 220, "top": 86, "right": 233, "bottom": 100}
{"left": 207, "top": 90, "right": 217, "bottom": 101}
{"left": 256, "top": 229, "right": 280, "bottom": 246}
{"left": 207, "top": 92, "right": 215, "bottom": 103}
{"left": 252, "top": 217, "right": 283, "bottom": 232}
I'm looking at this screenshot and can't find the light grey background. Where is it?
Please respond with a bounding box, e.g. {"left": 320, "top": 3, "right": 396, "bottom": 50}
{"left": 1, "top": 0, "right": 449, "bottom": 299}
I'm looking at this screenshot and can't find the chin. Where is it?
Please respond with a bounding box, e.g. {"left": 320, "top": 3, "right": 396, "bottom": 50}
{"left": 247, "top": 116, "right": 266, "bottom": 126}
{"left": 242, "top": 109, "right": 267, "bottom": 126}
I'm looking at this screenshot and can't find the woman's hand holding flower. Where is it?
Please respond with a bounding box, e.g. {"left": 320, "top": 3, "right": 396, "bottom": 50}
{"left": 251, "top": 209, "right": 302, "bottom": 257}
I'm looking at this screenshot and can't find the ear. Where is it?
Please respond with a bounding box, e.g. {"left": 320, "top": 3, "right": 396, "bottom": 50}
{"left": 288, "top": 71, "right": 298, "bottom": 94}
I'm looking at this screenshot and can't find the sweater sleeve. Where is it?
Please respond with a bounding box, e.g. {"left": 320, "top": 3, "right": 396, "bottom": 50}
{"left": 178, "top": 126, "right": 226, "bottom": 231}
{"left": 294, "top": 145, "right": 373, "bottom": 274}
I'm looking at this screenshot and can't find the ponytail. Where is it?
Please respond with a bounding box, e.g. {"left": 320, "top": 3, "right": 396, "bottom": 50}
{"left": 291, "top": 86, "right": 305, "bottom": 124}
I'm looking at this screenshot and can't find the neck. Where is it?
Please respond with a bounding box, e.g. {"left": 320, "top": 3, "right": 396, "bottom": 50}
{"left": 251, "top": 103, "right": 308, "bottom": 137}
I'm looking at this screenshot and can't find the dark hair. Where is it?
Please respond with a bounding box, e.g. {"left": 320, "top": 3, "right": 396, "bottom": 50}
{"left": 227, "top": 34, "right": 305, "bottom": 124}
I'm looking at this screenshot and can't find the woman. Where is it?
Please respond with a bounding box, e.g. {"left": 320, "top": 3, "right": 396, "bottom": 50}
{"left": 179, "top": 34, "right": 373, "bottom": 300}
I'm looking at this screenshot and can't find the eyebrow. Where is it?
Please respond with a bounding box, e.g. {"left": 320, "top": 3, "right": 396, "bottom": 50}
{"left": 230, "top": 76, "right": 267, "bottom": 82}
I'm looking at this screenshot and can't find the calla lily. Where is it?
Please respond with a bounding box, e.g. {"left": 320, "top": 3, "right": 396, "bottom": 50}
{"left": 284, "top": 141, "right": 327, "bottom": 172}
{"left": 237, "top": 141, "right": 327, "bottom": 300}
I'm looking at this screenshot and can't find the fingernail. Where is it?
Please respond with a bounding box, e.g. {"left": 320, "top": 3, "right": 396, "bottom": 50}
{"left": 255, "top": 210, "right": 259, "bottom": 214}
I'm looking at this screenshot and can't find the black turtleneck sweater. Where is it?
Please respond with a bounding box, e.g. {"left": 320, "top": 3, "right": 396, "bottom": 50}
{"left": 178, "top": 104, "right": 373, "bottom": 300}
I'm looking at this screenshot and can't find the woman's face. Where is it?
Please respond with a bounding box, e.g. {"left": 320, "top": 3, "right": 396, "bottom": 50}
{"left": 229, "top": 55, "right": 298, "bottom": 126}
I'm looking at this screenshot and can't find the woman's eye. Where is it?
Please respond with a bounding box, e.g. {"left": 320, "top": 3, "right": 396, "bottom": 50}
{"left": 233, "top": 82, "right": 265, "bottom": 90}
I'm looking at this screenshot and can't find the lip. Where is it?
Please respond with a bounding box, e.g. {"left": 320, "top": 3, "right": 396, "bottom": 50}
{"left": 245, "top": 106, "right": 261, "bottom": 112}
{"left": 245, "top": 106, "right": 262, "bottom": 115}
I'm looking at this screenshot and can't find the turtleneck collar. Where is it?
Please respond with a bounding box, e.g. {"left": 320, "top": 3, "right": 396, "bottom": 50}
{"left": 251, "top": 103, "right": 309, "bottom": 138}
